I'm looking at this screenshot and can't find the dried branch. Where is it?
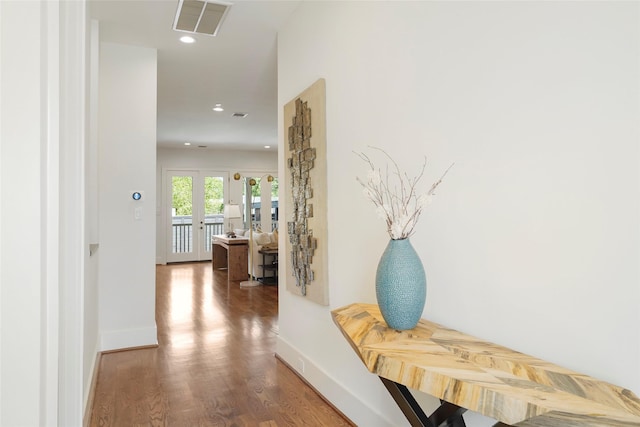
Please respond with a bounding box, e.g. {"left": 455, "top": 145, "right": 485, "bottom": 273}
{"left": 355, "top": 146, "right": 453, "bottom": 240}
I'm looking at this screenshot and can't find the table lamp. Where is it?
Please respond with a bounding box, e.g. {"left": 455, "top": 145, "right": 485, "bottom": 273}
{"left": 224, "top": 203, "right": 242, "bottom": 237}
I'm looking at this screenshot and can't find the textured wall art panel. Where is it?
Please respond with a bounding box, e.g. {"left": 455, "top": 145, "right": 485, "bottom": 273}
{"left": 283, "top": 79, "right": 329, "bottom": 305}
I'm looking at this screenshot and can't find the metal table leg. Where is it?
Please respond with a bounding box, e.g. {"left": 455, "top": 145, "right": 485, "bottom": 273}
{"left": 380, "top": 377, "right": 469, "bottom": 427}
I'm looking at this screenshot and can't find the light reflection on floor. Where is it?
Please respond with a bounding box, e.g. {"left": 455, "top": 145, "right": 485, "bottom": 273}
{"left": 161, "top": 262, "right": 277, "bottom": 359}
{"left": 168, "top": 264, "right": 223, "bottom": 325}
{"left": 89, "top": 262, "right": 352, "bottom": 427}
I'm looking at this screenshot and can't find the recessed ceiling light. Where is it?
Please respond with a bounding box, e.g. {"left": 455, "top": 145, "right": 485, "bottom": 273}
{"left": 264, "top": 145, "right": 271, "bottom": 149}
{"left": 180, "top": 36, "right": 195, "bottom": 44}
{"left": 213, "top": 103, "right": 224, "bottom": 112}
{"left": 184, "top": 142, "right": 191, "bottom": 146}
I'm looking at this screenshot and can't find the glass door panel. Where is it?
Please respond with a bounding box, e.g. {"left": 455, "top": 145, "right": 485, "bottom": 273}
{"left": 202, "top": 175, "right": 225, "bottom": 259}
{"left": 166, "top": 169, "right": 228, "bottom": 263}
{"left": 168, "top": 172, "right": 196, "bottom": 262}
{"left": 270, "top": 177, "right": 279, "bottom": 230}
{"left": 241, "top": 175, "right": 277, "bottom": 232}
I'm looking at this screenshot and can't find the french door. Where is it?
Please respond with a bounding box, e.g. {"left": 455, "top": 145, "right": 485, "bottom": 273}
{"left": 166, "top": 169, "right": 228, "bottom": 262}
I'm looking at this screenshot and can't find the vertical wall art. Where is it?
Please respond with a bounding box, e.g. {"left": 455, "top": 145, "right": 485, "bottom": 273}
{"left": 283, "top": 79, "right": 329, "bottom": 305}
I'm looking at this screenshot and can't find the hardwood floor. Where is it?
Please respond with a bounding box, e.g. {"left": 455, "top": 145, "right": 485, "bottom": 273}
{"left": 89, "top": 262, "right": 353, "bottom": 427}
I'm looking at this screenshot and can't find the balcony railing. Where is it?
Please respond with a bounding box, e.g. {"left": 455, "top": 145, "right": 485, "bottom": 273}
{"left": 172, "top": 209, "right": 278, "bottom": 254}
{"left": 172, "top": 215, "right": 224, "bottom": 254}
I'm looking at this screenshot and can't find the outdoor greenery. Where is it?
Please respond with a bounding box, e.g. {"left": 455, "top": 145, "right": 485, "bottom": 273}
{"left": 172, "top": 176, "right": 193, "bottom": 216}
{"left": 171, "top": 175, "right": 278, "bottom": 217}
{"left": 249, "top": 177, "right": 279, "bottom": 197}
{"left": 172, "top": 176, "right": 224, "bottom": 216}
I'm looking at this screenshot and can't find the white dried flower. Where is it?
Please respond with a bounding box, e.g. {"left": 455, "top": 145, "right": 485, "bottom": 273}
{"left": 355, "top": 147, "right": 453, "bottom": 240}
{"left": 391, "top": 222, "right": 405, "bottom": 240}
{"left": 375, "top": 206, "right": 388, "bottom": 220}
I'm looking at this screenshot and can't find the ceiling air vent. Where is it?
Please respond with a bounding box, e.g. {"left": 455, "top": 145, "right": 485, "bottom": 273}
{"left": 232, "top": 112, "right": 248, "bottom": 118}
{"left": 173, "top": 0, "right": 231, "bottom": 37}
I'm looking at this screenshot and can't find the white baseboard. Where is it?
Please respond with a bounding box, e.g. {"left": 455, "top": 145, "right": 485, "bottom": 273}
{"left": 276, "top": 336, "right": 498, "bottom": 427}
{"left": 99, "top": 325, "right": 158, "bottom": 352}
{"left": 276, "top": 336, "right": 398, "bottom": 427}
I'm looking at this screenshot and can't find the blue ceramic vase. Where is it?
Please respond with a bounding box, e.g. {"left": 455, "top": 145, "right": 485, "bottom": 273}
{"left": 375, "top": 238, "right": 426, "bottom": 330}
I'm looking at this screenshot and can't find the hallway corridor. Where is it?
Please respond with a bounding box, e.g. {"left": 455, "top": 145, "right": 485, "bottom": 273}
{"left": 89, "top": 262, "right": 352, "bottom": 426}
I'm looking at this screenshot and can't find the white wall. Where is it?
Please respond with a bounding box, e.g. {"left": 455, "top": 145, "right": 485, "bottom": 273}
{"left": 83, "top": 18, "right": 100, "bottom": 416}
{"left": 58, "top": 1, "right": 89, "bottom": 424}
{"left": 0, "top": 2, "right": 46, "bottom": 424}
{"left": 277, "top": 2, "right": 640, "bottom": 426}
{"left": 156, "top": 147, "right": 277, "bottom": 264}
{"left": 98, "top": 42, "right": 157, "bottom": 351}
{"left": 1, "top": 1, "right": 88, "bottom": 425}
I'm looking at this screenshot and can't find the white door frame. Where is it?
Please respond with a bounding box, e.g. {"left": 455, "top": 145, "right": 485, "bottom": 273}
{"left": 166, "top": 169, "right": 199, "bottom": 263}
{"left": 163, "top": 168, "right": 229, "bottom": 263}
{"left": 1, "top": 0, "right": 86, "bottom": 425}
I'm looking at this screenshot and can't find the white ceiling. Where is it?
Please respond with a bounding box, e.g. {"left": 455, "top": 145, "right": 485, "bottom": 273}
{"left": 89, "top": 0, "right": 300, "bottom": 151}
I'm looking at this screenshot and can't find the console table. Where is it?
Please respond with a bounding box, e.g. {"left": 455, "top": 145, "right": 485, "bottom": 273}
{"left": 211, "top": 235, "right": 249, "bottom": 284}
{"left": 332, "top": 303, "right": 640, "bottom": 427}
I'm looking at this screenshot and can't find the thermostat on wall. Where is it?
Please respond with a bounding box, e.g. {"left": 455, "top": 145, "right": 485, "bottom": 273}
{"left": 132, "top": 191, "right": 143, "bottom": 201}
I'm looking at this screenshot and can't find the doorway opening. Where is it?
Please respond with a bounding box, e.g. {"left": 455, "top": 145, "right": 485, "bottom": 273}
{"left": 167, "top": 169, "right": 228, "bottom": 263}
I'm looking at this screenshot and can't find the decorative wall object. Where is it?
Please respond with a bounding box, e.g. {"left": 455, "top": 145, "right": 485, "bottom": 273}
{"left": 283, "top": 79, "right": 329, "bottom": 305}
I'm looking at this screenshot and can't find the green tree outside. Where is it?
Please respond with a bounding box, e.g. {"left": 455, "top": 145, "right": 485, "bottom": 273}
{"left": 205, "top": 176, "right": 224, "bottom": 214}
{"left": 172, "top": 176, "right": 224, "bottom": 216}
{"left": 172, "top": 176, "right": 193, "bottom": 216}
{"left": 249, "top": 177, "right": 279, "bottom": 197}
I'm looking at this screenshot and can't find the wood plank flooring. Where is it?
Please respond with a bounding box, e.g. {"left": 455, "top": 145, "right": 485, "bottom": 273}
{"left": 89, "top": 262, "right": 353, "bottom": 427}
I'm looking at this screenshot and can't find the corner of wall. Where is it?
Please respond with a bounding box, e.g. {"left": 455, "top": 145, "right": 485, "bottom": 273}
{"left": 99, "top": 325, "right": 158, "bottom": 352}
{"left": 276, "top": 336, "right": 397, "bottom": 427}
